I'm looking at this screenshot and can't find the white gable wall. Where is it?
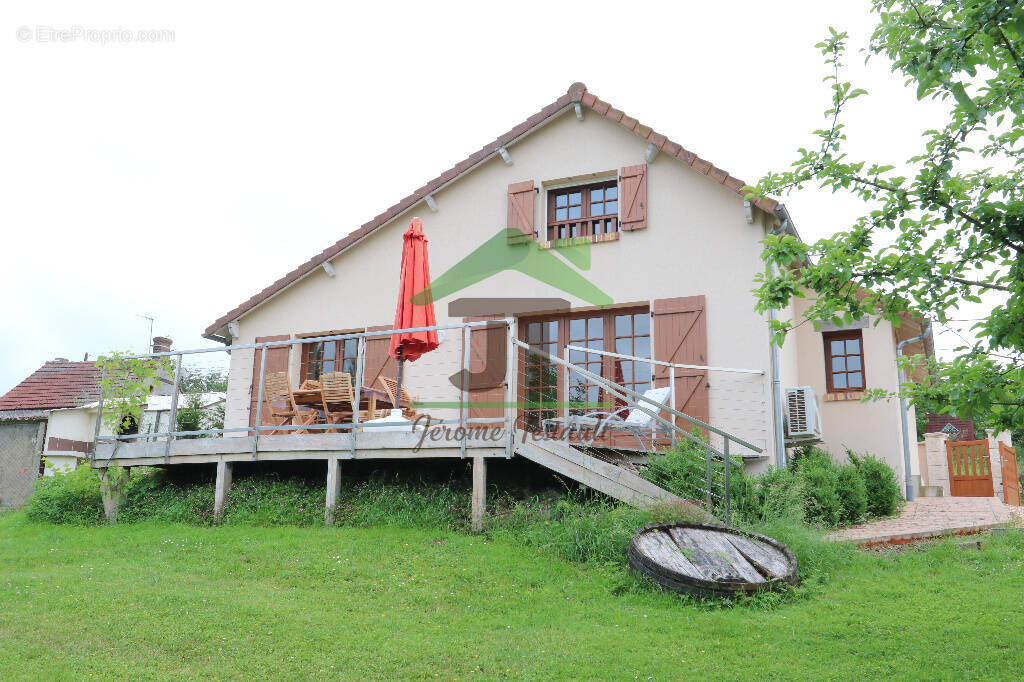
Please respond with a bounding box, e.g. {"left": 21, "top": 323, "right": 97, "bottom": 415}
{"left": 223, "top": 110, "right": 786, "bottom": 462}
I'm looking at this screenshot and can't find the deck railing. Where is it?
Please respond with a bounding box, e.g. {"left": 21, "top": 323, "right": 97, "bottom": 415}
{"left": 514, "top": 339, "right": 764, "bottom": 522}
{"left": 92, "top": 320, "right": 518, "bottom": 464}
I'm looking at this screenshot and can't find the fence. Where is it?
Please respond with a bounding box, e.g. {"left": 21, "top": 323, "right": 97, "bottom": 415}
{"left": 92, "top": 320, "right": 518, "bottom": 463}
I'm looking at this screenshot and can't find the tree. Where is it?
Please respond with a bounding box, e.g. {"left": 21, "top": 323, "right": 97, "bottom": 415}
{"left": 752, "top": 1, "right": 1024, "bottom": 430}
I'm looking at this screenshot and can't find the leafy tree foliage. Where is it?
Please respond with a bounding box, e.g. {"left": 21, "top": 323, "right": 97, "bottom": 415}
{"left": 753, "top": 1, "right": 1024, "bottom": 429}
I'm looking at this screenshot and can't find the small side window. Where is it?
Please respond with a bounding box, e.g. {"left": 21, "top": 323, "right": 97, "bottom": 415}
{"left": 823, "top": 330, "right": 865, "bottom": 392}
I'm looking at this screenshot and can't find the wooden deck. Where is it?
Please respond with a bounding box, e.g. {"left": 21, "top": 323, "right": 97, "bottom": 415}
{"left": 92, "top": 429, "right": 707, "bottom": 529}
{"left": 93, "top": 431, "right": 507, "bottom": 467}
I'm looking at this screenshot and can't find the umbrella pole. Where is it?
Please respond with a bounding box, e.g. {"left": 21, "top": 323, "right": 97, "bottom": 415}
{"left": 395, "top": 347, "right": 404, "bottom": 414}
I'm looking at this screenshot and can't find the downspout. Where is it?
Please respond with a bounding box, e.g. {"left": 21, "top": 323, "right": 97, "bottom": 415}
{"left": 768, "top": 204, "right": 796, "bottom": 469}
{"left": 897, "top": 320, "right": 932, "bottom": 502}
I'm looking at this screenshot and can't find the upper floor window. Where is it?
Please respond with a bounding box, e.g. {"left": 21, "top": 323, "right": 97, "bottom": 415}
{"left": 546, "top": 180, "right": 618, "bottom": 241}
{"left": 302, "top": 337, "right": 359, "bottom": 381}
{"left": 824, "top": 330, "right": 865, "bottom": 392}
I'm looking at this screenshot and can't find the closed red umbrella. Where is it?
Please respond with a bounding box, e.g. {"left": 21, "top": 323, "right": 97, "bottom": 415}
{"left": 389, "top": 218, "right": 439, "bottom": 408}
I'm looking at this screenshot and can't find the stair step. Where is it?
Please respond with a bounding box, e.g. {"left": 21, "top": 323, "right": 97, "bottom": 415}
{"left": 513, "top": 431, "right": 711, "bottom": 521}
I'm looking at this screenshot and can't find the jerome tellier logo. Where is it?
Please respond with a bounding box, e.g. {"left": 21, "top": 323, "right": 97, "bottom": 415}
{"left": 408, "top": 227, "right": 613, "bottom": 397}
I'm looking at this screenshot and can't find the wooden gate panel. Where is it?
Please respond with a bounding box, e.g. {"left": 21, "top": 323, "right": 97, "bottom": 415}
{"left": 945, "top": 440, "right": 994, "bottom": 497}
{"left": 999, "top": 442, "right": 1020, "bottom": 506}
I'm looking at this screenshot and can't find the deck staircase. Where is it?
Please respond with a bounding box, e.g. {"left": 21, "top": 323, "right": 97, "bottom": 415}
{"left": 513, "top": 430, "right": 713, "bottom": 520}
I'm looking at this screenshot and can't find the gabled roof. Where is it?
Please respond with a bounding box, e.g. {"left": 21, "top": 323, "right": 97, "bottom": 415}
{"left": 0, "top": 361, "right": 100, "bottom": 411}
{"left": 204, "top": 82, "right": 780, "bottom": 338}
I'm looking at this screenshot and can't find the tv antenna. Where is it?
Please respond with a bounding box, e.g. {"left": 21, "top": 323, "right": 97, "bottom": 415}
{"left": 137, "top": 314, "right": 155, "bottom": 351}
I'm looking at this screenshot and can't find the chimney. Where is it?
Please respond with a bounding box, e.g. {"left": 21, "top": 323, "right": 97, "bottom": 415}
{"left": 152, "top": 336, "right": 173, "bottom": 354}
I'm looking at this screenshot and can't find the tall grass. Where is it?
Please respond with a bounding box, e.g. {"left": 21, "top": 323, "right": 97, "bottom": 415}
{"left": 24, "top": 459, "right": 864, "bottom": 601}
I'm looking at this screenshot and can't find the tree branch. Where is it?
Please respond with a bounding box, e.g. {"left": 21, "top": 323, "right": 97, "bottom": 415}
{"left": 997, "top": 27, "right": 1024, "bottom": 81}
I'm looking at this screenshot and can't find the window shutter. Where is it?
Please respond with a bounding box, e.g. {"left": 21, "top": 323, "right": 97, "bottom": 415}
{"left": 465, "top": 316, "right": 507, "bottom": 422}
{"left": 620, "top": 164, "right": 648, "bottom": 231}
{"left": 507, "top": 180, "right": 535, "bottom": 242}
{"left": 362, "top": 325, "right": 397, "bottom": 390}
{"left": 652, "top": 296, "right": 708, "bottom": 426}
{"left": 249, "top": 334, "right": 291, "bottom": 428}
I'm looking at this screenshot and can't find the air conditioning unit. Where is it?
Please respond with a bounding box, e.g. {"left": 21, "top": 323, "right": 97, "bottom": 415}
{"left": 785, "top": 386, "right": 822, "bottom": 440}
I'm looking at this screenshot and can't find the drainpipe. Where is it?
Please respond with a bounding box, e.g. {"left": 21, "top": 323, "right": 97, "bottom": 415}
{"left": 897, "top": 320, "right": 932, "bottom": 502}
{"left": 768, "top": 204, "right": 797, "bottom": 469}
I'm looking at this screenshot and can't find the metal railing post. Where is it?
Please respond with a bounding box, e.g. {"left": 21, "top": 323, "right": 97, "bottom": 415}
{"left": 504, "top": 319, "right": 516, "bottom": 458}
{"left": 163, "top": 353, "right": 183, "bottom": 464}
{"left": 562, "top": 346, "right": 570, "bottom": 440}
{"left": 91, "top": 390, "right": 104, "bottom": 467}
{"left": 669, "top": 371, "right": 677, "bottom": 448}
{"left": 723, "top": 437, "right": 731, "bottom": 524}
{"left": 461, "top": 325, "right": 470, "bottom": 459}
{"left": 352, "top": 336, "right": 365, "bottom": 459}
{"left": 705, "top": 441, "right": 713, "bottom": 509}
{"left": 251, "top": 342, "right": 268, "bottom": 460}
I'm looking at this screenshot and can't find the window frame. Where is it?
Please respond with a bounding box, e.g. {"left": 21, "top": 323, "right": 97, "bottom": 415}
{"left": 518, "top": 306, "right": 651, "bottom": 428}
{"left": 301, "top": 336, "right": 360, "bottom": 382}
{"left": 545, "top": 179, "right": 620, "bottom": 242}
{"left": 823, "top": 329, "right": 866, "bottom": 393}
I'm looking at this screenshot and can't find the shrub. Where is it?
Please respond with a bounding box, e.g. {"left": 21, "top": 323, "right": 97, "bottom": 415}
{"left": 745, "top": 466, "right": 806, "bottom": 525}
{"left": 835, "top": 464, "right": 867, "bottom": 525}
{"left": 25, "top": 465, "right": 104, "bottom": 525}
{"left": 797, "top": 458, "right": 842, "bottom": 527}
{"left": 641, "top": 436, "right": 713, "bottom": 502}
{"left": 849, "top": 451, "right": 902, "bottom": 518}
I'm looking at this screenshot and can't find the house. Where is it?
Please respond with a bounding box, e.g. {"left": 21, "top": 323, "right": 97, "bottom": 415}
{"left": 0, "top": 359, "right": 106, "bottom": 506}
{"left": 199, "top": 82, "right": 933, "bottom": 496}
{"left": 0, "top": 336, "right": 224, "bottom": 507}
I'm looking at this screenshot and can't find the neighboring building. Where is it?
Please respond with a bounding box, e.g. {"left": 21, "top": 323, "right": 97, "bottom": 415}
{"left": 183, "top": 83, "right": 927, "bottom": 493}
{"left": 0, "top": 359, "right": 101, "bottom": 507}
{"left": 0, "top": 337, "right": 198, "bottom": 507}
{"left": 138, "top": 392, "right": 226, "bottom": 437}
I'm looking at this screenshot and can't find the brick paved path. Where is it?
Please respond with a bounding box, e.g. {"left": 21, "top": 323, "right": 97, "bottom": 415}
{"left": 831, "top": 497, "right": 1022, "bottom": 544}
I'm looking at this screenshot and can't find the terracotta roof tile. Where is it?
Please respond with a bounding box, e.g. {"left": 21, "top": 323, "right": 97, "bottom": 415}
{"left": 203, "top": 82, "right": 782, "bottom": 337}
{"left": 0, "top": 361, "right": 100, "bottom": 411}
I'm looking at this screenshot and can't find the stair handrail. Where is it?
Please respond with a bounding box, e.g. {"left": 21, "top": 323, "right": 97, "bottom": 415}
{"left": 517, "top": 340, "right": 763, "bottom": 454}
{"left": 516, "top": 339, "right": 745, "bottom": 517}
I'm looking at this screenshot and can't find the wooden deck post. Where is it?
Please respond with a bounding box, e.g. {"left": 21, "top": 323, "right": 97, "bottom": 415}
{"left": 99, "top": 466, "right": 127, "bottom": 523}
{"left": 325, "top": 457, "right": 342, "bottom": 525}
{"left": 214, "top": 460, "right": 233, "bottom": 521}
{"left": 471, "top": 456, "right": 486, "bottom": 532}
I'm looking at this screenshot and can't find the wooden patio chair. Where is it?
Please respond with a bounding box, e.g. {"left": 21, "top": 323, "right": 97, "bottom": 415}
{"left": 262, "top": 371, "right": 319, "bottom": 435}
{"left": 378, "top": 376, "right": 423, "bottom": 420}
{"left": 319, "top": 372, "right": 386, "bottom": 431}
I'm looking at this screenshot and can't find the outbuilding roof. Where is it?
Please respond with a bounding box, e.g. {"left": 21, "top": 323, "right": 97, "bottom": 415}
{"left": 0, "top": 361, "right": 100, "bottom": 411}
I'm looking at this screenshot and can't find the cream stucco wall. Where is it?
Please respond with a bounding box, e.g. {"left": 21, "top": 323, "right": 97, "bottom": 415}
{"left": 792, "top": 297, "right": 918, "bottom": 493}
{"left": 45, "top": 407, "right": 98, "bottom": 445}
{"left": 221, "top": 109, "right": 801, "bottom": 465}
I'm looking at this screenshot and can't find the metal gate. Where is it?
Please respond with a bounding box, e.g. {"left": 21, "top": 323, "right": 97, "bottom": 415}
{"left": 999, "top": 442, "right": 1021, "bottom": 506}
{"left": 945, "top": 440, "right": 994, "bottom": 497}
{"left": 0, "top": 421, "right": 45, "bottom": 508}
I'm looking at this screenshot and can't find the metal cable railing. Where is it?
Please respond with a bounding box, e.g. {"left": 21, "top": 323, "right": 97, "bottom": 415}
{"left": 92, "top": 320, "right": 517, "bottom": 464}
{"left": 514, "top": 339, "right": 763, "bottom": 521}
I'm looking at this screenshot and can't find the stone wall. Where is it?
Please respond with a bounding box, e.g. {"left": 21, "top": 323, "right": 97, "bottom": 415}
{"left": 923, "top": 432, "right": 951, "bottom": 496}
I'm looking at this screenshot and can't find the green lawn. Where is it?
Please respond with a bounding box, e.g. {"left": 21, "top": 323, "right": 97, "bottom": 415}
{"left": 1, "top": 513, "right": 1021, "bottom": 680}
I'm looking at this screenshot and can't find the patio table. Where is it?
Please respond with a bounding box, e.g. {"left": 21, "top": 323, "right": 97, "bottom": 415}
{"left": 291, "top": 386, "right": 407, "bottom": 417}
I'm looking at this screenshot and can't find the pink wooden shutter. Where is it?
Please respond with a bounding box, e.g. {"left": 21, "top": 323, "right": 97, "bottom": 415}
{"left": 507, "top": 180, "right": 535, "bottom": 242}
{"left": 652, "top": 296, "right": 709, "bottom": 425}
{"left": 362, "top": 325, "right": 397, "bottom": 390}
{"left": 620, "top": 164, "right": 648, "bottom": 231}
{"left": 249, "top": 335, "right": 291, "bottom": 428}
{"left": 466, "top": 315, "right": 506, "bottom": 423}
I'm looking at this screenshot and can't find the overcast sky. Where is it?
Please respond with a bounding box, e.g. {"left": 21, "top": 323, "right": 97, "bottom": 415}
{"left": 0, "top": 1, "right": 991, "bottom": 394}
